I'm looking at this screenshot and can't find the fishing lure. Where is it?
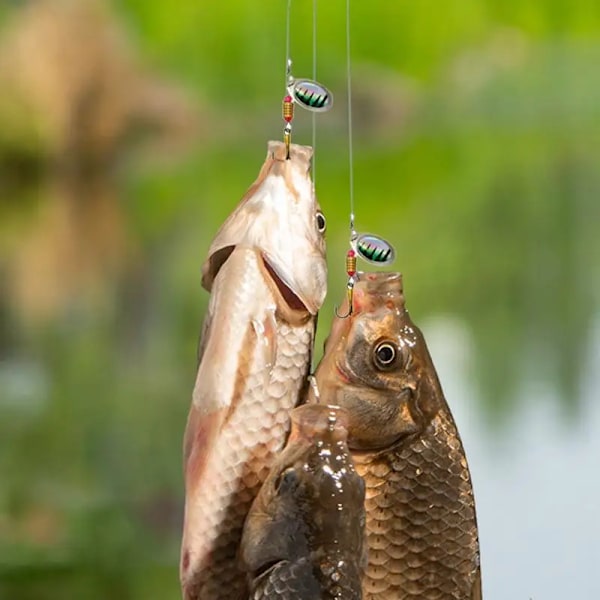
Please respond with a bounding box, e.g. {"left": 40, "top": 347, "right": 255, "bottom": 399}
{"left": 282, "top": 60, "right": 333, "bottom": 157}
{"left": 336, "top": 0, "right": 395, "bottom": 319}
{"left": 289, "top": 75, "right": 332, "bottom": 112}
{"left": 281, "top": 0, "right": 333, "bottom": 157}
{"left": 336, "top": 227, "right": 396, "bottom": 318}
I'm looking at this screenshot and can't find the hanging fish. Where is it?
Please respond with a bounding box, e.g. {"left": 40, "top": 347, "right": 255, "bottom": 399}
{"left": 241, "top": 403, "right": 366, "bottom": 600}
{"left": 311, "top": 272, "right": 481, "bottom": 600}
{"left": 180, "top": 141, "right": 328, "bottom": 600}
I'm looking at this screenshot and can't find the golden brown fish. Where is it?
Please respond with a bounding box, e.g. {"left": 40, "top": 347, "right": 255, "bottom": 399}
{"left": 180, "top": 141, "right": 327, "bottom": 600}
{"left": 312, "top": 272, "right": 481, "bottom": 600}
{"left": 241, "top": 403, "right": 367, "bottom": 600}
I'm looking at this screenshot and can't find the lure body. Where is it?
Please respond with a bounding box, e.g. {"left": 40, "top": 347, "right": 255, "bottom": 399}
{"left": 313, "top": 272, "right": 481, "bottom": 600}
{"left": 180, "top": 142, "right": 327, "bottom": 600}
{"left": 289, "top": 78, "right": 333, "bottom": 111}
{"left": 241, "top": 404, "right": 366, "bottom": 600}
{"left": 353, "top": 233, "right": 395, "bottom": 265}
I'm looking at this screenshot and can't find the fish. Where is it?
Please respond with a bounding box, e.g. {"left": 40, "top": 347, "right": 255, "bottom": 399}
{"left": 180, "top": 141, "right": 328, "bottom": 600}
{"left": 240, "top": 403, "right": 367, "bottom": 600}
{"left": 312, "top": 271, "right": 481, "bottom": 600}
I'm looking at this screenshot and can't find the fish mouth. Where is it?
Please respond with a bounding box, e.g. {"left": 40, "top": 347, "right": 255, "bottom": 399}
{"left": 335, "top": 361, "right": 353, "bottom": 385}
{"left": 261, "top": 254, "right": 309, "bottom": 313}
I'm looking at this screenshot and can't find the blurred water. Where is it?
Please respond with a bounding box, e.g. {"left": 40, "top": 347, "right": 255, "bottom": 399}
{"left": 426, "top": 313, "right": 600, "bottom": 600}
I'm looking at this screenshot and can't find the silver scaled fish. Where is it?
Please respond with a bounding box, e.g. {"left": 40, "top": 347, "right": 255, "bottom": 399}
{"left": 180, "top": 141, "right": 327, "bottom": 600}
{"left": 241, "top": 403, "right": 367, "bottom": 600}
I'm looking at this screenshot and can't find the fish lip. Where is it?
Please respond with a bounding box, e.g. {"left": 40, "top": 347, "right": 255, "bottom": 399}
{"left": 261, "top": 254, "right": 310, "bottom": 313}
{"left": 335, "top": 360, "right": 395, "bottom": 392}
{"left": 335, "top": 361, "right": 353, "bottom": 385}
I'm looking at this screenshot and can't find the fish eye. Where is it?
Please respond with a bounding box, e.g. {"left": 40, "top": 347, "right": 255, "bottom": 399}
{"left": 373, "top": 341, "right": 397, "bottom": 370}
{"left": 275, "top": 467, "right": 298, "bottom": 493}
{"left": 316, "top": 211, "right": 326, "bottom": 233}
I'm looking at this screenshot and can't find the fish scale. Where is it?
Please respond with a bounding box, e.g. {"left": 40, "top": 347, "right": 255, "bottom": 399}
{"left": 249, "top": 556, "right": 364, "bottom": 600}
{"left": 357, "top": 406, "right": 479, "bottom": 598}
{"left": 182, "top": 305, "right": 314, "bottom": 598}
{"left": 180, "top": 142, "right": 327, "bottom": 600}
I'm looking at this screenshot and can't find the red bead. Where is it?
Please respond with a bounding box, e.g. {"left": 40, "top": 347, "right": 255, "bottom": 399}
{"left": 282, "top": 95, "right": 294, "bottom": 123}
{"left": 346, "top": 249, "right": 357, "bottom": 277}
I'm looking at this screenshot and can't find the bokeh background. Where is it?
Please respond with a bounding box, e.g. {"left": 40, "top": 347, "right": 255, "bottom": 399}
{"left": 1, "top": 1, "right": 599, "bottom": 598}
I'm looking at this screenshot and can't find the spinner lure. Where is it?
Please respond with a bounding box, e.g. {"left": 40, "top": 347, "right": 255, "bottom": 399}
{"left": 336, "top": 224, "right": 396, "bottom": 318}
{"left": 336, "top": 0, "right": 395, "bottom": 319}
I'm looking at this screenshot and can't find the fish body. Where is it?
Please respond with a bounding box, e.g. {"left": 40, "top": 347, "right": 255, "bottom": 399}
{"left": 180, "top": 142, "right": 327, "bottom": 600}
{"left": 313, "top": 272, "right": 481, "bottom": 600}
{"left": 241, "top": 404, "right": 367, "bottom": 600}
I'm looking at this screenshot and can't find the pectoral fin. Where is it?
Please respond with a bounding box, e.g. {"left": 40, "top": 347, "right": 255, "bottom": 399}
{"left": 252, "top": 310, "right": 278, "bottom": 371}
{"left": 183, "top": 403, "right": 226, "bottom": 487}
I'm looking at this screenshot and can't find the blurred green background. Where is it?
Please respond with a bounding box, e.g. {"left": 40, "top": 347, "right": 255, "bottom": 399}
{"left": 0, "top": 1, "right": 599, "bottom": 598}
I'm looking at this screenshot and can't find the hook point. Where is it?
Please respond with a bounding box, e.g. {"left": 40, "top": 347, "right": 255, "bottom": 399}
{"left": 335, "top": 304, "right": 353, "bottom": 319}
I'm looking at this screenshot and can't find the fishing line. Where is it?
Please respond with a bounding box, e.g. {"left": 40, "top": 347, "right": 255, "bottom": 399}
{"left": 335, "top": 0, "right": 396, "bottom": 318}
{"left": 346, "top": 0, "right": 355, "bottom": 232}
{"left": 281, "top": 0, "right": 332, "bottom": 159}
{"left": 312, "top": 0, "right": 317, "bottom": 179}
{"left": 285, "top": 0, "right": 292, "bottom": 88}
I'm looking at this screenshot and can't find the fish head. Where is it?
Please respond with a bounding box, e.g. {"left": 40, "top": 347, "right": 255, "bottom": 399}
{"left": 283, "top": 404, "right": 366, "bottom": 552}
{"left": 314, "top": 272, "right": 444, "bottom": 450}
{"left": 201, "top": 141, "right": 327, "bottom": 316}
{"left": 240, "top": 404, "right": 366, "bottom": 575}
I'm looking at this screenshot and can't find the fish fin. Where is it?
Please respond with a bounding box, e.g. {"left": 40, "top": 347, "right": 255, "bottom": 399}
{"left": 470, "top": 566, "right": 483, "bottom": 600}
{"left": 252, "top": 311, "right": 278, "bottom": 373}
{"left": 183, "top": 402, "right": 226, "bottom": 487}
{"left": 192, "top": 308, "right": 278, "bottom": 424}
{"left": 193, "top": 248, "right": 260, "bottom": 415}
{"left": 241, "top": 510, "right": 302, "bottom": 574}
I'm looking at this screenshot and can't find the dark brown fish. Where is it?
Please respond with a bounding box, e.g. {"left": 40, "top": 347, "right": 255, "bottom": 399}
{"left": 312, "top": 272, "right": 481, "bottom": 600}
{"left": 240, "top": 404, "right": 367, "bottom": 600}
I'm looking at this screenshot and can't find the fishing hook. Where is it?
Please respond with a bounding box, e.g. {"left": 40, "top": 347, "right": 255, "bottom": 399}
{"left": 335, "top": 248, "right": 357, "bottom": 319}
{"left": 283, "top": 59, "right": 294, "bottom": 159}
{"left": 334, "top": 278, "right": 355, "bottom": 319}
